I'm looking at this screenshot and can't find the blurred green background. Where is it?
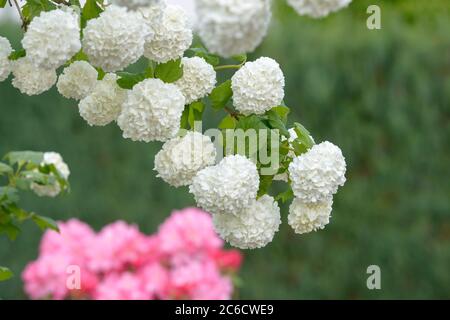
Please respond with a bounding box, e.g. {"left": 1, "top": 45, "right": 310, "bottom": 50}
{"left": 1, "top": 0, "right": 449, "bottom": 299}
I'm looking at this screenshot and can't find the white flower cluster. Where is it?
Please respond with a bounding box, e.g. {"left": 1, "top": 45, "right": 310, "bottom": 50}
{"left": 30, "top": 152, "right": 70, "bottom": 198}
{"left": 195, "top": 0, "right": 272, "bottom": 58}
{"left": 232, "top": 57, "right": 285, "bottom": 115}
{"left": 117, "top": 78, "right": 185, "bottom": 142}
{"left": 144, "top": 4, "right": 193, "bottom": 63}
{"left": 154, "top": 132, "right": 216, "bottom": 187}
{"left": 190, "top": 155, "right": 259, "bottom": 215}
{"left": 287, "top": 0, "right": 352, "bottom": 18}
{"left": 0, "top": 36, "right": 12, "bottom": 82}
{"left": 57, "top": 61, "right": 98, "bottom": 100}
{"left": 11, "top": 58, "right": 57, "bottom": 96}
{"left": 213, "top": 195, "right": 281, "bottom": 249}
{"left": 175, "top": 57, "right": 216, "bottom": 104}
{"left": 111, "top": 0, "right": 162, "bottom": 10}
{"left": 287, "top": 141, "right": 346, "bottom": 234}
{"left": 79, "top": 73, "right": 127, "bottom": 126}
{"left": 22, "top": 9, "right": 81, "bottom": 70}
{"left": 83, "top": 5, "right": 152, "bottom": 72}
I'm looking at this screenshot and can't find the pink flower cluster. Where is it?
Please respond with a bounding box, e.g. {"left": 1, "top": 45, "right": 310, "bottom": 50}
{"left": 22, "top": 208, "right": 243, "bottom": 300}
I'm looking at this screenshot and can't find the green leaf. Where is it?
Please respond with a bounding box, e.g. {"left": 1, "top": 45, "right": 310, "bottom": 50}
{"left": 188, "top": 101, "right": 205, "bottom": 129}
{"left": 154, "top": 58, "right": 183, "bottom": 83}
{"left": 32, "top": 215, "right": 59, "bottom": 232}
{"left": 4, "top": 151, "right": 43, "bottom": 166}
{"left": 266, "top": 109, "right": 289, "bottom": 137}
{"left": 0, "top": 267, "right": 13, "bottom": 282}
{"left": 81, "top": 0, "right": 103, "bottom": 28}
{"left": 0, "top": 162, "right": 13, "bottom": 176}
{"left": 275, "top": 188, "right": 294, "bottom": 204}
{"left": 22, "top": 0, "right": 56, "bottom": 22}
{"left": 116, "top": 72, "right": 147, "bottom": 89}
{"left": 0, "top": 0, "right": 7, "bottom": 9}
{"left": 0, "top": 222, "right": 21, "bottom": 241}
{"left": 8, "top": 49, "right": 26, "bottom": 61}
{"left": 180, "top": 105, "right": 190, "bottom": 130}
{"left": 218, "top": 115, "right": 237, "bottom": 130}
{"left": 271, "top": 105, "right": 290, "bottom": 124}
{"left": 232, "top": 54, "right": 247, "bottom": 64}
{"left": 209, "top": 80, "right": 232, "bottom": 111}
{"left": 293, "top": 122, "right": 315, "bottom": 155}
{"left": 237, "top": 115, "right": 268, "bottom": 131}
{"left": 189, "top": 47, "right": 220, "bottom": 66}
{"left": 257, "top": 175, "right": 273, "bottom": 198}
{"left": 0, "top": 186, "right": 19, "bottom": 204}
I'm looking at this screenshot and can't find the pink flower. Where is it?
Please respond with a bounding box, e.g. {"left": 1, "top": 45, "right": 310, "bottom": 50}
{"left": 158, "top": 208, "right": 223, "bottom": 256}
{"left": 93, "top": 272, "right": 149, "bottom": 300}
{"left": 210, "top": 249, "right": 243, "bottom": 272}
{"left": 138, "top": 263, "right": 169, "bottom": 299}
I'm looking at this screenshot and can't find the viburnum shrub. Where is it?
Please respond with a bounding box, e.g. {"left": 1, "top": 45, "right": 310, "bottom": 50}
{"left": 0, "top": 151, "right": 70, "bottom": 280}
{"left": 0, "top": 0, "right": 351, "bottom": 252}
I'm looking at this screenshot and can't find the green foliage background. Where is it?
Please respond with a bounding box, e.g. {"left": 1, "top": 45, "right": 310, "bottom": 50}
{"left": 1, "top": 0, "right": 449, "bottom": 299}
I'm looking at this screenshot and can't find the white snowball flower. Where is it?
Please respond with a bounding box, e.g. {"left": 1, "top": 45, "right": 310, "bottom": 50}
{"left": 30, "top": 152, "right": 70, "bottom": 198}
{"left": 139, "top": 0, "right": 166, "bottom": 27}
{"left": 117, "top": 78, "right": 185, "bottom": 142}
{"left": 111, "top": 0, "right": 163, "bottom": 10}
{"left": 83, "top": 5, "right": 152, "bottom": 72}
{"left": 174, "top": 57, "right": 216, "bottom": 104}
{"left": 154, "top": 132, "right": 216, "bottom": 187}
{"left": 0, "top": 36, "right": 12, "bottom": 82}
{"left": 57, "top": 61, "right": 98, "bottom": 100}
{"left": 11, "top": 58, "right": 57, "bottom": 96}
{"left": 287, "top": 0, "right": 352, "bottom": 18}
{"left": 79, "top": 73, "right": 126, "bottom": 126}
{"left": 143, "top": 4, "right": 193, "bottom": 63}
{"left": 195, "top": 0, "right": 272, "bottom": 58}
{"left": 288, "top": 197, "right": 333, "bottom": 234}
{"left": 213, "top": 195, "right": 281, "bottom": 249}
{"left": 289, "top": 141, "right": 346, "bottom": 203}
{"left": 189, "top": 155, "right": 259, "bottom": 215}
{"left": 22, "top": 9, "right": 81, "bottom": 69}
{"left": 232, "top": 57, "right": 285, "bottom": 115}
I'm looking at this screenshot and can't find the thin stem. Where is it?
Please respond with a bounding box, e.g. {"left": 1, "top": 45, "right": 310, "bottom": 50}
{"left": 214, "top": 64, "right": 242, "bottom": 71}
{"left": 12, "top": 0, "right": 26, "bottom": 30}
{"left": 224, "top": 106, "right": 239, "bottom": 119}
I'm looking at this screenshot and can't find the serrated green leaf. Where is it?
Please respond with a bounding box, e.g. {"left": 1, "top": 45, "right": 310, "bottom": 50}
{"left": 0, "top": 267, "right": 13, "bottom": 281}
{"left": 218, "top": 115, "right": 237, "bottom": 130}
{"left": 4, "top": 151, "right": 43, "bottom": 166}
{"left": 209, "top": 80, "right": 232, "bottom": 111}
{"left": 32, "top": 215, "right": 59, "bottom": 232}
{"left": 116, "top": 72, "right": 146, "bottom": 89}
{"left": 154, "top": 58, "right": 183, "bottom": 83}
{"left": 0, "top": 162, "right": 13, "bottom": 176}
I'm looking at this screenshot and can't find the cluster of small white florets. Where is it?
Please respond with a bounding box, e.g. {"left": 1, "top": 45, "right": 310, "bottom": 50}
{"left": 30, "top": 152, "right": 70, "bottom": 198}
{"left": 111, "top": 0, "right": 162, "bottom": 10}
{"left": 195, "top": 0, "right": 272, "bottom": 58}
{"left": 11, "top": 58, "right": 57, "bottom": 96}
{"left": 0, "top": 36, "right": 12, "bottom": 81}
{"left": 287, "top": 0, "right": 352, "bottom": 18}
{"left": 232, "top": 57, "right": 285, "bottom": 115}
{"left": 287, "top": 141, "right": 346, "bottom": 234}
{"left": 57, "top": 61, "right": 98, "bottom": 100}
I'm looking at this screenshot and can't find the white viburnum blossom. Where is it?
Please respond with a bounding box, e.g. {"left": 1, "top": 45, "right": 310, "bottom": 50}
{"left": 287, "top": 0, "right": 352, "bottom": 18}
{"left": 189, "top": 155, "right": 259, "bottom": 215}
{"left": 154, "top": 132, "right": 216, "bottom": 187}
{"left": 57, "top": 61, "right": 98, "bottom": 100}
{"left": 289, "top": 141, "right": 346, "bottom": 203}
{"left": 231, "top": 57, "right": 285, "bottom": 115}
{"left": 139, "top": 0, "right": 166, "bottom": 27}
{"left": 83, "top": 5, "right": 152, "bottom": 72}
{"left": 22, "top": 9, "right": 81, "bottom": 70}
{"left": 174, "top": 57, "right": 216, "bottom": 104}
{"left": 30, "top": 152, "right": 70, "bottom": 198}
{"left": 117, "top": 78, "right": 185, "bottom": 142}
{"left": 212, "top": 195, "right": 281, "bottom": 249}
{"left": 288, "top": 197, "right": 333, "bottom": 234}
{"left": 111, "top": 0, "right": 163, "bottom": 10}
{"left": 195, "top": 0, "right": 272, "bottom": 58}
{"left": 0, "top": 36, "right": 12, "bottom": 82}
{"left": 143, "top": 4, "right": 193, "bottom": 63}
{"left": 79, "top": 73, "right": 126, "bottom": 126}
{"left": 11, "top": 58, "right": 57, "bottom": 96}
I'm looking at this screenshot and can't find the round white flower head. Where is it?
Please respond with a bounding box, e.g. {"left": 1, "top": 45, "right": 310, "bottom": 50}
{"left": 139, "top": 0, "right": 166, "bottom": 27}
{"left": 143, "top": 4, "right": 193, "bottom": 63}
{"left": 195, "top": 0, "right": 271, "bottom": 58}
{"left": 0, "top": 36, "right": 12, "bottom": 82}
{"left": 213, "top": 195, "right": 281, "bottom": 249}
{"left": 79, "top": 73, "right": 126, "bottom": 126}
{"left": 287, "top": 0, "right": 352, "bottom": 18}
{"left": 111, "top": 0, "right": 163, "bottom": 10}
{"left": 22, "top": 9, "right": 81, "bottom": 69}
{"left": 117, "top": 78, "right": 185, "bottom": 142}
{"left": 189, "top": 155, "right": 259, "bottom": 215}
{"left": 174, "top": 57, "right": 216, "bottom": 104}
{"left": 232, "top": 57, "right": 285, "bottom": 115}
{"left": 57, "top": 61, "right": 98, "bottom": 100}
{"left": 30, "top": 152, "right": 70, "bottom": 198}
{"left": 288, "top": 197, "right": 333, "bottom": 234}
{"left": 289, "top": 141, "right": 346, "bottom": 203}
{"left": 154, "top": 132, "right": 216, "bottom": 187}
{"left": 11, "top": 58, "right": 57, "bottom": 96}
{"left": 83, "top": 5, "right": 152, "bottom": 72}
